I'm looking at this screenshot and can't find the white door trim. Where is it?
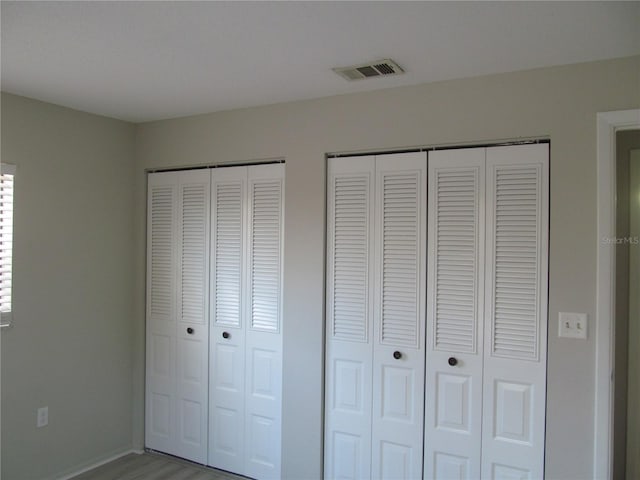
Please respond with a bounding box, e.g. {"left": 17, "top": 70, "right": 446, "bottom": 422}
{"left": 595, "top": 109, "right": 640, "bottom": 480}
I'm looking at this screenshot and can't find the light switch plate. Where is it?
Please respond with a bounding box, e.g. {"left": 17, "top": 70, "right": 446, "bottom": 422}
{"left": 558, "top": 312, "right": 588, "bottom": 339}
{"left": 37, "top": 406, "right": 48, "bottom": 428}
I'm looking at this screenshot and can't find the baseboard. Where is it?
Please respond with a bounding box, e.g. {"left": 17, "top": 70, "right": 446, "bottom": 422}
{"left": 54, "top": 446, "right": 139, "bottom": 480}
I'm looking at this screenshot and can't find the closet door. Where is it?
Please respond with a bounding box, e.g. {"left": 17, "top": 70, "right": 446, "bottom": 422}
{"left": 324, "top": 156, "right": 375, "bottom": 480}
{"left": 482, "top": 144, "right": 548, "bottom": 479}
{"left": 209, "top": 167, "right": 247, "bottom": 472}
{"left": 244, "top": 164, "right": 285, "bottom": 479}
{"left": 146, "top": 172, "right": 178, "bottom": 455}
{"left": 146, "top": 169, "right": 210, "bottom": 464}
{"left": 371, "top": 153, "right": 426, "bottom": 480}
{"left": 425, "top": 149, "right": 485, "bottom": 480}
{"left": 175, "top": 170, "right": 210, "bottom": 462}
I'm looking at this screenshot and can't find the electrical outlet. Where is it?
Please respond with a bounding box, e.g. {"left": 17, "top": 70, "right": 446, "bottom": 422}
{"left": 37, "top": 406, "right": 48, "bottom": 428}
{"left": 558, "top": 312, "right": 588, "bottom": 339}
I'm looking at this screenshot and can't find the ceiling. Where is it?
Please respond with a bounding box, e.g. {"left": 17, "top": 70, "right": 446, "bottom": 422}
{"left": 2, "top": 1, "right": 639, "bottom": 123}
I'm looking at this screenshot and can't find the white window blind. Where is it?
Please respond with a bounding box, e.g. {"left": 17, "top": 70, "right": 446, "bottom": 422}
{"left": 1, "top": 164, "right": 15, "bottom": 320}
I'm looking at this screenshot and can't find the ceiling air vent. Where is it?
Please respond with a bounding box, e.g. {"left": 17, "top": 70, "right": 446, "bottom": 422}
{"left": 333, "top": 59, "right": 404, "bottom": 81}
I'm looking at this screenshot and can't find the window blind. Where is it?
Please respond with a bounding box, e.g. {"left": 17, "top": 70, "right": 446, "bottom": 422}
{"left": 0, "top": 164, "right": 15, "bottom": 318}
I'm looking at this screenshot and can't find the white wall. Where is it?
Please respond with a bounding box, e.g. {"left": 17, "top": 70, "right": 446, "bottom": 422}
{"left": 1, "top": 94, "right": 136, "bottom": 480}
{"left": 133, "top": 55, "right": 640, "bottom": 479}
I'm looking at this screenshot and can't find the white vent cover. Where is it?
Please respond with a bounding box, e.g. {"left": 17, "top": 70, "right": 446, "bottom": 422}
{"left": 333, "top": 59, "right": 404, "bottom": 81}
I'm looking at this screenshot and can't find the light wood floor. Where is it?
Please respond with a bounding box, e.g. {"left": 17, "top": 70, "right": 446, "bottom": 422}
{"left": 71, "top": 452, "right": 246, "bottom": 480}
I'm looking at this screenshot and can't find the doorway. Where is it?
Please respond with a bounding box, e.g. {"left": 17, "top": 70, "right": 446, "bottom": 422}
{"left": 613, "top": 130, "right": 640, "bottom": 480}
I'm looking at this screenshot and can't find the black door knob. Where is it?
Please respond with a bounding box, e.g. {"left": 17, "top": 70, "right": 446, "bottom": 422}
{"left": 187, "top": 327, "right": 194, "bottom": 335}
{"left": 222, "top": 331, "right": 230, "bottom": 339}
{"left": 393, "top": 351, "right": 402, "bottom": 360}
{"left": 448, "top": 357, "right": 458, "bottom": 366}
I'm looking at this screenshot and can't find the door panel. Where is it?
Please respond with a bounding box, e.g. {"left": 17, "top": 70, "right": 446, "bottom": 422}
{"left": 244, "top": 164, "right": 284, "bottom": 479}
{"left": 372, "top": 153, "right": 426, "bottom": 480}
{"left": 434, "top": 452, "right": 470, "bottom": 480}
{"left": 209, "top": 166, "right": 247, "bottom": 472}
{"left": 482, "top": 144, "right": 548, "bottom": 479}
{"left": 176, "top": 170, "right": 210, "bottom": 463}
{"left": 146, "top": 173, "right": 177, "bottom": 455}
{"left": 380, "top": 441, "right": 412, "bottom": 478}
{"left": 436, "top": 372, "right": 471, "bottom": 433}
{"left": 332, "top": 432, "right": 364, "bottom": 479}
{"left": 425, "top": 149, "right": 485, "bottom": 480}
{"left": 209, "top": 164, "right": 284, "bottom": 478}
{"left": 146, "top": 170, "right": 209, "bottom": 464}
{"left": 325, "top": 157, "right": 375, "bottom": 480}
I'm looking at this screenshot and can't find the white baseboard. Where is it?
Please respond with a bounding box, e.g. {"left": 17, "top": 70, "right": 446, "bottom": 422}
{"left": 55, "top": 447, "right": 139, "bottom": 480}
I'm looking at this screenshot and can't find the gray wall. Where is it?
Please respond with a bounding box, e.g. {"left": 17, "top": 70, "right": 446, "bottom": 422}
{"left": 133, "top": 55, "right": 640, "bottom": 479}
{"left": 1, "top": 94, "right": 136, "bottom": 480}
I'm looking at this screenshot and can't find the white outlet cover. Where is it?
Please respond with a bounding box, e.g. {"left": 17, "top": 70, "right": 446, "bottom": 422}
{"left": 37, "top": 406, "right": 48, "bottom": 428}
{"left": 558, "top": 312, "right": 588, "bottom": 339}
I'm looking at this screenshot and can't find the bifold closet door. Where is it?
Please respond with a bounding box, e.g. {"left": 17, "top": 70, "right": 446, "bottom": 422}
{"left": 209, "top": 164, "right": 284, "bottom": 479}
{"left": 209, "top": 166, "right": 247, "bottom": 473}
{"left": 424, "top": 148, "right": 485, "bottom": 479}
{"left": 324, "top": 156, "right": 375, "bottom": 480}
{"left": 481, "top": 144, "right": 548, "bottom": 479}
{"left": 146, "top": 170, "right": 210, "bottom": 464}
{"left": 324, "top": 153, "right": 426, "bottom": 480}
{"left": 244, "top": 164, "right": 284, "bottom": 479}
{"left": 424, "top": 143, "right": 548, "bottom": 479}
{"left": 371, "top": 154, "right": 426, "bottom": 479}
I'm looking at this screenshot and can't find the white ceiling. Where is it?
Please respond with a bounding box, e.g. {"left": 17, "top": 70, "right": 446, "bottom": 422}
{"left": 2, "top": 1, "right": 639, "bottom": 123}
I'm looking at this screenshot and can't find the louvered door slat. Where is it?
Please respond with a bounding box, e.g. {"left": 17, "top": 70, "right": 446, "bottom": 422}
{"left": 180, "top": 183, "right": 208, "bottom": 323}
{"left": 212, "top": 181, "right": 243, "bottom": 327}
{"left": 248, "top": 179, "right": 282, "bottom": 332}
{"left": 490, "top": 165, "right": 541, "bottom": 359}
{"left": 435, "top": 164, "right": 477, "bottom": 352}
{"left": 379, "top": 172, "right": 420, "bottom": 347}
{"left": 149, "top": 185, "right": 175, "bottom": 321}
{"left": 333, "top": 161, "right": 368, "bottom": 331}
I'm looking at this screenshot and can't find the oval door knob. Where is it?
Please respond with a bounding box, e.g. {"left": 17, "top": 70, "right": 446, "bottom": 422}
{"left": 448, "top": 357, "right": 458, "bottom": 366}
{"left": 393, "top": 351, "right": 402, "bottom": 360}
{"left": 222, "top": 331, "right": 230, "bottom": 339}
{"left": 187, "top": 327, "right": 194, "bottom": 335}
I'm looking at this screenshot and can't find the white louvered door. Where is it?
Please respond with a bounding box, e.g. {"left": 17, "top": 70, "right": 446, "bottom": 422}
{"left": 372, "top": 153, "right": 426, "bottom": 480}
{"left": 146, "top": 172, "right": 177, "bottom": 456}
{"left": 208, "top": 163, "right": 284, "bottom": 479}
{"left": 423, "top": 144, "right": 548, "bottom": 479}
{"left": 324, "top": 156, "right": 375, "bottom": 480}
{"left": 209, "top": 166, "right": 247, "bottom": 472}
{"left": 481, "top": 144, "right": 548, "bottom": 479}
{"left": 425, "top": 149, "right": 485, "bottom": 480}
{"left": 146, "top": 169, "right": 210, "bottom": 464}
{"left": 324, "top": 153, "right": 426, "bottom": 480}
{"left": 244, "top": 164, "right": 284, "bottom": 480}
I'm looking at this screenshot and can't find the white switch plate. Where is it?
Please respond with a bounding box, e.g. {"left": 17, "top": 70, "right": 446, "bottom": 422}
{"left": 558, "top": 312, "right": 588, "bottom": 339}
{"left": 37, "top": 406, "right": 48, "bottom": 428}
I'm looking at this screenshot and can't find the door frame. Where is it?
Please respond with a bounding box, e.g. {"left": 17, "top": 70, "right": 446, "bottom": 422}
{"left": 595, "top": 109, "right": 640, "bottom": 480}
